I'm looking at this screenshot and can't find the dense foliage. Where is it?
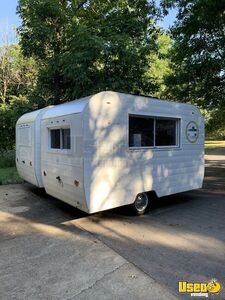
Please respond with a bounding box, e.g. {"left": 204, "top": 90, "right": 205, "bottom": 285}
{"left": 0, "top": 44, "right": 37, "bottom": 149}
{"left": 0, "top": 0, "right": 225, "bottom": 154}
{"left": 145, "top": 32, "right": 172, "bottom": 99}
{"left": 18, "top": 0, "right": 160, "bottom": 104}
{"left": 0, "top": 44, "right": 37, "bottom": 104}
{"left": 162, "top": 0, "right": 225, "bottom": 111}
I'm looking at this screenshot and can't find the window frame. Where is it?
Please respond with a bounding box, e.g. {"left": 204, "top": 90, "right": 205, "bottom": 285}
{"left": 48, "top": 126, "right": 72, "bottom": 153}
{"left": 128, "top": 113, "right": 181, "bottom": 150}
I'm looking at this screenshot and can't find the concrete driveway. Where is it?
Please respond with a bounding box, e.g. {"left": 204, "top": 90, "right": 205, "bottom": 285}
{"left": 0, "top": 186, "right": 175, "bottom": 300}
{"left": 0, "top": 154, "right": 225, "bottom": 299}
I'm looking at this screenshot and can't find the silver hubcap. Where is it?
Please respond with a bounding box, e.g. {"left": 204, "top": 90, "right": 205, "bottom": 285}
{"left": 135, "top": 193, "right": 148, "bottom": 212}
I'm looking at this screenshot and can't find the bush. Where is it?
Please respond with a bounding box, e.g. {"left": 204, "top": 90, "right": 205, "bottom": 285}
{"left": 0, "top": 149, "right": 16, "bottom": 168}
{"left": 204, "top": 107, "right": 225, "bottom": 140}
{"left": 0, "top": 96, "right": 34, "bottom": 151}
{"left": 206, "top": 128, "right": 225, "bottom": 140}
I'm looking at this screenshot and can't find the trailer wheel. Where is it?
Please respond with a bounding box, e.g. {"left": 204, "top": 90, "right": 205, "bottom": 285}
{"left": 132, "top": 193, "right": 149, "bottom": 215}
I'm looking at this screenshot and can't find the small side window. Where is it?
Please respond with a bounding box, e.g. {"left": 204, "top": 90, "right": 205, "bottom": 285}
{"left": 50, "top": 129, "right": 60, "bottom": 149}
{"left": 62, "top": 128, "right": 71, "bottom": 149}
{"left": 50, "top": 127, "right": 71, "bottom": 150}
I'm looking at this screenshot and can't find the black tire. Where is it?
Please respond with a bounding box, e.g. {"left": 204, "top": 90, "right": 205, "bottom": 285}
{"left": 131, "top": 192, "right": 149, "bottom": 215}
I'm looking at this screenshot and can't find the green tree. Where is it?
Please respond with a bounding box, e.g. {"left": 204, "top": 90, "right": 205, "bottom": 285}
{"left": 18, "top": 0, "right": 160, "bottom": 104}
{"left": 161, "top": 0, "right": 225, "bottom": 109}
{"left": 145, "top": 31, "right": 172, "bottom": 99}
{"left": 0, "top": 44, "right": 37, "bottom": 103}
{"left": 0, "top": 42, "right": 37, "bottom": 150}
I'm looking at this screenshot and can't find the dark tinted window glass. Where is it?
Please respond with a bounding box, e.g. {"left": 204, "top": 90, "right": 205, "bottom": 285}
{"left": 155, "top": 119, "right": 177, "bottom": 146}
{"left": 50, "top": 129, "right": 60, "bottom": 149}
{"left": 129, "top": 116, "right": 154, "bottom": 147}
{"left": 62, "top": 128, "right": 71, "bottom": 149}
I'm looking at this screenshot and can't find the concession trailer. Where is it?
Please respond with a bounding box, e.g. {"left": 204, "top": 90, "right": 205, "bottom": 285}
{"left": 16, "top": 91, "right": 204, "bottom": 215}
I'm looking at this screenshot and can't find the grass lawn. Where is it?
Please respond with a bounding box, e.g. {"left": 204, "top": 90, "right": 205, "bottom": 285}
{"left": 0, "top": 167, "right": 23, "bottom": 185}
{"left": 205, "top": 140, "right": 225, "bottom": 155}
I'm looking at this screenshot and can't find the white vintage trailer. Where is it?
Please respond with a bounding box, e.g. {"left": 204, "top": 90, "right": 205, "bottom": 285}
{"left": 16, "top": 91, "right": 204, "bottom": 215}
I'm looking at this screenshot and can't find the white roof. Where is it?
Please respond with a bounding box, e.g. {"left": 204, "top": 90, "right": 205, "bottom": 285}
{"left": 42, "top": 96, "right": 91, "bottom": 120}
{"left": 17, "top": 91, "right": 200, "bottom": 124}
{"left": 16, "top": 107, "right": 51, "bottom": 125}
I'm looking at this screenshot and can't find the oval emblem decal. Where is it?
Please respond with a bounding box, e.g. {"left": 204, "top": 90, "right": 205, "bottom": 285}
{"left": 186, "top": 121, "right": 199, "bottom": 143}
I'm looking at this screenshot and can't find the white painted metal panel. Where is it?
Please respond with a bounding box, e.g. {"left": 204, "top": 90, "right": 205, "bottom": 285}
{"left": 16, "top": 122, "right": 37, "bottom": 186}
{"left": 16, "top": 107, "right": 52, "bottom": 187}
{"left": 41, "top": 113, "right": 88, "bottom": 212}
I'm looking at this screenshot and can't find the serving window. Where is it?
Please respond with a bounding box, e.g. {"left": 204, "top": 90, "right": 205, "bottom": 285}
{"left": 155, "top": 118, "right": 177, "bottom": 146}
{"left": 129, "top": 115, "right": 179, "bottom": 148}
{"left": 49, "top": 128, "right": 71, "bottom": 150}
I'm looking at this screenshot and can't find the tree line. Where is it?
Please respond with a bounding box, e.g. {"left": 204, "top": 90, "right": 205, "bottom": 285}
{"left": 0, "top": 0, "right": 225, "bottom": 150}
